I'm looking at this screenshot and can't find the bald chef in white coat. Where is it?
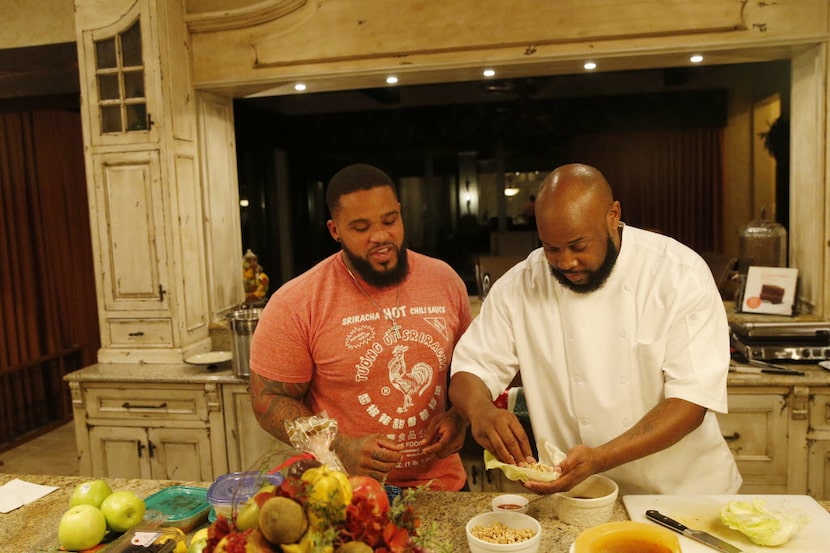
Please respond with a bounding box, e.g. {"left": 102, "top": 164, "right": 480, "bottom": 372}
{"left": 449, "top": 163, "right": 741, "bottom": 495}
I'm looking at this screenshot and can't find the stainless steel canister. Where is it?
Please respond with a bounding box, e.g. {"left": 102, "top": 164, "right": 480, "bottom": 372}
{"left": 227, "top": 308, "right": 262, "bottom": 378}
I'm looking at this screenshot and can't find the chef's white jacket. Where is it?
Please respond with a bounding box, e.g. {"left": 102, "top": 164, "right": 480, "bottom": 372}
{"left": 452, "top": 225, "right": 742, "bottom": 495}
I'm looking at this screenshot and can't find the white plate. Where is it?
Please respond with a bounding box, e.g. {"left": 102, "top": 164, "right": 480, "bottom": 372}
{"left": 185, "top": 351, "right": 232, "bottom": 365}
{"left": 819, "top": 360, "right": 830, "bottom": 370}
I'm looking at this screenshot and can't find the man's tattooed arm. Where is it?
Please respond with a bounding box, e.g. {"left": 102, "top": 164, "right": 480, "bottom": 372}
{"left": 249, "top": 371, "right": 313, "bottom": 443}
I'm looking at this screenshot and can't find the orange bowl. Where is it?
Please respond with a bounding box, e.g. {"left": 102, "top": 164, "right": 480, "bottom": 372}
{"left": 572, "top": 521, "right": 681, "bottom": 553}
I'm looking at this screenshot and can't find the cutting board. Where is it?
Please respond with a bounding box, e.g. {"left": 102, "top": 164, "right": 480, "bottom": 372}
{"left": 623, "top": 495, "right": 830, "bottom": 553}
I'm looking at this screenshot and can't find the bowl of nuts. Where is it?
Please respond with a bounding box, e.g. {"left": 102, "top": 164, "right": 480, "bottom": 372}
{"left": 466, "top": 510, "right": 541, "bottom": 553}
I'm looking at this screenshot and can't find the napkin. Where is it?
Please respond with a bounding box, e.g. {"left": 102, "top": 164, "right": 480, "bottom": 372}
{"left": 0, "top": 478, "right": 59, "bottom": 513}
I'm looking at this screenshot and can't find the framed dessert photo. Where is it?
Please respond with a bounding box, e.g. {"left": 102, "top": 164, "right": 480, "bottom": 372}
{"left": 740, "top": 266, "right": 799, "bottom": 315}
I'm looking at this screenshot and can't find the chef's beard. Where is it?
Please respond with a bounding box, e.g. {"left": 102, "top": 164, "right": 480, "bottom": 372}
{"left": 343, "top": 242, "right": 410, "bottom": 288}
{"left": 549, "top": 235, "right": 619, "bottom": 294}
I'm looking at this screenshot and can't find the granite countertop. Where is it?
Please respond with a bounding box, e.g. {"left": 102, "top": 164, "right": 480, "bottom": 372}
{"left": 62, "top": 359, "right": 830, "bottom": 388}
{"left": 0, "top": 473, "right": 622, "bottom": 552}
{"left": 63, "top": 363, "right": 247, "bottom": 384}
{"left": 3, "top": 474, "right": 830, "bottom": 552}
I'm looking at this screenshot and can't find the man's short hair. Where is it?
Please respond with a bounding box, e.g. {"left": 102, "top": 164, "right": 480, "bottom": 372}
{"left": 326, "top": 163, "right": 397, "bottom": 216}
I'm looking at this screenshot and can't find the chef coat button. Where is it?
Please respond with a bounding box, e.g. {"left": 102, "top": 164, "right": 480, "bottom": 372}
{"left": 574, "top": 375, "right": 583, "bottom": 384}
{"left": 581, "top": 418, "right": 590, "bottom": 426}
{"left": 622, "top": 418, "right": 632, "bottom": 428}
{"left": 690, "top": 313, "right": 697, "bottom": 321}
{"left": 618, "top": 375, "right": 627, "bottom": 384}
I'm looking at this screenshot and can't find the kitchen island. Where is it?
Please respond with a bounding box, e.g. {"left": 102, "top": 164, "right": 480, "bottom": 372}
{"left": 2, "top": 474, "right": 830, "bottom": 552}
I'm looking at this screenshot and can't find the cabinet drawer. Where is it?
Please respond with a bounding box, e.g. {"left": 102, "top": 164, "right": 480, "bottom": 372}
{"left": 106, "top": 319, "right": 173, "bottom": 346}
{"left": 810, "top": 393, "right": 830, "bottom": 433}
{"left": 84, "top": 385, "right": 208, "bottom": 421}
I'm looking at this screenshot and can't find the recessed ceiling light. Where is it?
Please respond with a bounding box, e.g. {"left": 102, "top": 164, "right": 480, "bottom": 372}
{"left": 386, "top": 75, "right": 399, "bottom": 85}
{"left": 483, "top": 68, "right": 496, "bottom": 78}
{"left": 690, "top": 54, "right": 704, "bottom": 63}
{"left": 584, "top": 61, "right": 597, "bottom": 70}
{"left": 294, "top": 82, "right": 307, "bottom": 91}
{"left": 239, "top": 199, "right": 250, "bottom": 207}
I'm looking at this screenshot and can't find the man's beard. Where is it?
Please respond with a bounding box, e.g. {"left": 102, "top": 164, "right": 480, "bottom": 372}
{"left": 549, "top": 235, "right": 618, "bottom": 294}
{"left": 343, "top": 242, "right": 409, "bottom": 288}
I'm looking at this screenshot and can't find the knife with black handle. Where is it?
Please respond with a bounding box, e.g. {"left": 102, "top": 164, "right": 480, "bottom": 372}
{"left": 646, "top": 509, "right": 742, "bottom": 553}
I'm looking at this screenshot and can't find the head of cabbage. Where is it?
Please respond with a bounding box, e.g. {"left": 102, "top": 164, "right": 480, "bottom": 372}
{"left": 720, "top": 499, "right": 808, "bottom": 546}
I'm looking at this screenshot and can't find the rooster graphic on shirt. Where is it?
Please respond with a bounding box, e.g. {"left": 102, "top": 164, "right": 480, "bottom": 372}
{"left": 388, "top": 344, "right": 433, "bottom": 413}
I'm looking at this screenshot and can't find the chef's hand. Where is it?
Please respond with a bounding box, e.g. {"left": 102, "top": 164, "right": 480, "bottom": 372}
{"left": 334, "top": 433, "right": 404, "bottom": 481}
{"left": 420, "top": 407, "right": 468, "bottom": 458}
{"left": 470, "top": 405, "right": 535, "bottom": 466}
{"left": 522, "top": 444, "right": 598, "bottom": 494}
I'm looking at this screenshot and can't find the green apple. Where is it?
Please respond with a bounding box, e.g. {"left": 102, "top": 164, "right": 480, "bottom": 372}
{"left": 235, "top": 489, "right": 275, "bottom": 530}
{"left": 235, "top": 498, "right": 260, "bottom": 531}
{"left": 58, "top": 504, "right": 108, "bottom": 551}
{"left": 100, "top": 490, "right": 146, "bottom": 532}
{"left": 187, "top": 537, "right": 208, "bottom": 553}
{"left": 69, "top": 479, "right": 113, "bottom": 509}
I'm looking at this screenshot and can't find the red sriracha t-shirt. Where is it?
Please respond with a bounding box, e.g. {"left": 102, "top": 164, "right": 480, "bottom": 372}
{"left": 250, "top": 250, "right": 472, "bottom": 490}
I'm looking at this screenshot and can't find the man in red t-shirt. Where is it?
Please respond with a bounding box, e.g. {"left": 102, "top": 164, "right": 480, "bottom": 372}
{"left": 249, "top": 163, "right": 473, "bottom": 490}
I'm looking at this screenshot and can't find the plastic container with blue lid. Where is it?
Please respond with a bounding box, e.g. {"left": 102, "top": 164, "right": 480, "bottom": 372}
{"left": 207, "top": 471, "right": 284, "bottom": 519}
{"left": 142, "top": 485, "right": 210, "bottom": 532}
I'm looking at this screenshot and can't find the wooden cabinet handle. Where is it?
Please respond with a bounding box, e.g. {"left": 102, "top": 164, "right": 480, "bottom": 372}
{"left": 122, "top": 402, "right": 167, "bottom": 409}
{"left": 136, "top": 440, "right": 145, "bottom": 458}
{"left": 723, "top": 432, "right": 740, "bottom": 441}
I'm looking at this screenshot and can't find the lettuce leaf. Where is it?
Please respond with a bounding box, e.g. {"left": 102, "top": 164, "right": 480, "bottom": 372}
{"left": 720, "top": 499, "right": 808, "bottom": 546}
{"left": 483, "top": 441, "right": 566, "bottom": 482}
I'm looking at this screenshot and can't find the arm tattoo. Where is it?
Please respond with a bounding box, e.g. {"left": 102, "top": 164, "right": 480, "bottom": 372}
{"left": 250, "top": 373, "right": 312, "bottom": 443}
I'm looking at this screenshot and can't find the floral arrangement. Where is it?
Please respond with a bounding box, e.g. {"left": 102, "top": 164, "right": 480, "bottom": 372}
{"left": 203, "top": 456, "right": 445, "bottom": 553}
{"left": 205, "top": 415, "right": 446, "bottom": 553}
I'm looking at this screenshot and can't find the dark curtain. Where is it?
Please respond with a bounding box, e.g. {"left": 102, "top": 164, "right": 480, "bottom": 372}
{"left": 571, "top": 127, "right": 723, "bottom": 253}
{"left": 0, "top": 107, "right": 99, "bottom": 450}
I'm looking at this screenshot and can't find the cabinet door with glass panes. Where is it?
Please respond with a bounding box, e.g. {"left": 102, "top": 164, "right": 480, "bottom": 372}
{"left": 78, "top": 0, "right": 159, "bottom": 146}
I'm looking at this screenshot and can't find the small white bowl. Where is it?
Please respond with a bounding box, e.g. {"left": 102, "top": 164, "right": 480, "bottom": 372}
{"left": 466, "top": 511, "right": 541, "bottom": 553}
{"left": 491, "top": 494, "right": 530, "bottom": 514}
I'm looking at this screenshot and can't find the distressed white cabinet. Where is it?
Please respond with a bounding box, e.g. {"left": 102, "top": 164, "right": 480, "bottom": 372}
{"left": 66, "top": 365, "right": 292, "bottom": 480}
{"left": 87, "top": 425, "right": 214, "bottom": 481}
{"left": 75, "top": 0, "right": 226, "bottom": 363}
{"left": 716, "top": 387, "right": 806, "bottom": 494}
{"left": 69, "top": 380, "right": 228, "bottom": 480}
{"left": 808, "top": 390, "right": 830, "bottom": 498}
{"left": 222, "top": 382, "right": 283, "bottom": 472}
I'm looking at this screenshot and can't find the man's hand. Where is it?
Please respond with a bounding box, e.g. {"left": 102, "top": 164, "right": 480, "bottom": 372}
{"left": 334, "top": 433, "right": 404, "bottom": 481}
{"left": 470, "top": 405, "right": 534, "bottom": 466}
{"left": 449, "top": 372, "right": 534, "bottom": 465}
{"left": 420, "top": 407, "right": 468, "bottom": 458}
{"left": 522, "top": 444, "right": 597, "bottom": 494}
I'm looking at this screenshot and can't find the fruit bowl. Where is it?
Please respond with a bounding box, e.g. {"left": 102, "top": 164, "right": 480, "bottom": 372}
{"left": 203, "top": 459, "right": 444, "bottom": 552}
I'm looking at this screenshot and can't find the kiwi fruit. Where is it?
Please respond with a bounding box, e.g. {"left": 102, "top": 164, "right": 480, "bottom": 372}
{"left": 257, "top": 496, "right": 308, "bottom": 545}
